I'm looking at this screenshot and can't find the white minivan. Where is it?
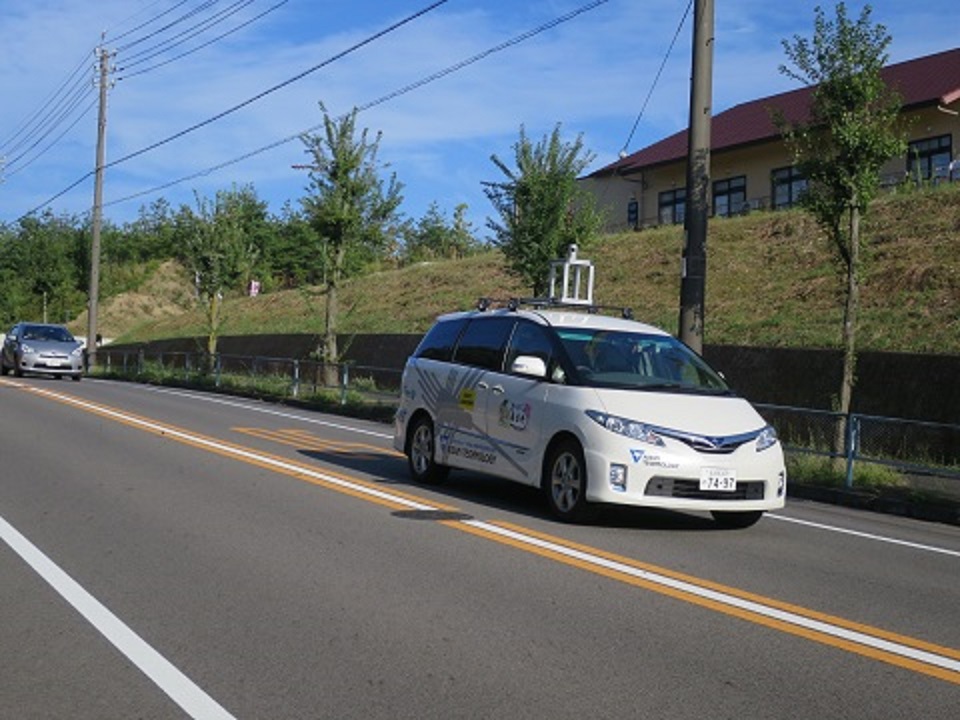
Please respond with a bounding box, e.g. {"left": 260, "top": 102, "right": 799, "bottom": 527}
{"left": 393, "top": 303, "right": 786, "bottom": 527}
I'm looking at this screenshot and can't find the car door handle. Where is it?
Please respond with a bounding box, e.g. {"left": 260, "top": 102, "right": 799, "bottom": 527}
{"left": 490, "top": 384, "right": 505, "bottom": 395}
{"left": 477, "top": 381, "right": 489, "bottom": 390}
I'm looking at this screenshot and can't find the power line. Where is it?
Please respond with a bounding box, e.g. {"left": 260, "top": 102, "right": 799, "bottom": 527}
{"left": 109, "top": 0, "right": 194, "bottom": 45}
{"left": 619, "top": 0, "right": 692, "bottom": 156}
{"left": 24, "top": 0, "right": 450, "bottom": 217}
{"left": 118, "top": 0, "right": 289, "bottom": 80}
{"left": 116, "top": 0, "right": 220, "bottom": 53}
{"left": 3, "top": 86, "right": 98, "bottom": 176}
{"left": 118, "top": 0, "right": 256, "bottom": 67}
{"left": 103, "top": 0, "right": 450, "bottom": 172}
{"left": 0, "top": 51, "right": 92, "bottom": 156}
{"left": 104, "top": 0, "right": 612, "bottom": 210}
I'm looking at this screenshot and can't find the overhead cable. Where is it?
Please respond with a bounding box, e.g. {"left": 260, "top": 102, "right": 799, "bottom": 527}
{"left": 119, "top": 0, "right": 289, "bottom": 80}
{"left": 24, "top": 0, "right": 450, "bottom": 215}
{"left": 104, "top": 0, "right": 612, "bottom": 209}
{"left": 619, "top": 0, "right": 692, "bottom": 157}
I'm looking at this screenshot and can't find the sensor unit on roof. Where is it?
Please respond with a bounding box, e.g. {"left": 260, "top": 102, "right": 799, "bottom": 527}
{"left": 548, "top": 244, "right": 594, "bottom": 306}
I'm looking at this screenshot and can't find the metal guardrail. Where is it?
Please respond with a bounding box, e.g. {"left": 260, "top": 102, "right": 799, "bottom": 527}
{"left": 94, "top": 348, "right": 402, "bottom": 407}
{"left": 92, "top": 349, "right": 958, "bottom": 496}
{"left": 754, "top": 403, "right": 960, "bottom": 491}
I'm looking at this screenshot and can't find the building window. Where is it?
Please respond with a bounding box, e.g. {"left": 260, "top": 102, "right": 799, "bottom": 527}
{"left": 658, "top": 188, "right": 686, "bottom": 225}
{"left": 713, "top": 176, "right": 746, "bottom": 217}
{"left": 771, "top": 166, "right": 807, "bottom": 209}
{"left": 908, "top": 135, "right": 952, "bottom": 181}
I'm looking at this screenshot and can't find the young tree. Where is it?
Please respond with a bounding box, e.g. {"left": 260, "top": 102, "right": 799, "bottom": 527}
{"left": 776, "top": 2, "right": 906, "bottom": 448}
{"left": 299, "top": 104, "right": 403, "bottom": 384}
{"left": 484, "top": 124, "right": 603, "bottom": 296}
{"left": 179, "top": 188, "right": 261, "bottom": 361}
{"left": 401, "top": 202, "right": 481, "bottom": 263}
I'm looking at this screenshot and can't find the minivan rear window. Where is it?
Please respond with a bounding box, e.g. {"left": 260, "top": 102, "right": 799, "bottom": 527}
{"left": 414, "top": 317, "right": 467, "bottom": 361}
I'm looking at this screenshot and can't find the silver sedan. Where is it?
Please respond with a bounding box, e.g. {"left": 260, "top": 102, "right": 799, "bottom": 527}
{"left": 1, "top": 322, "right": 84, "bottom": 381}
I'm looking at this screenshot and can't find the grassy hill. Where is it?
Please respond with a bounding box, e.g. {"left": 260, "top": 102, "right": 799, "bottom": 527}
{"left": 89, "top": 183, "right": 960, "bottom": 355}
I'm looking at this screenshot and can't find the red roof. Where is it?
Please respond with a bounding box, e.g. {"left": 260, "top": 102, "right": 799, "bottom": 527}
{"left": 592, "top": 47, "right": 960, "bottom": 177}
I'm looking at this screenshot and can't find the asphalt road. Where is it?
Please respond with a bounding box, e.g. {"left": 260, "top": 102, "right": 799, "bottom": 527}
{"left": 1, "top": 376, "right": 958, "bottom": 719}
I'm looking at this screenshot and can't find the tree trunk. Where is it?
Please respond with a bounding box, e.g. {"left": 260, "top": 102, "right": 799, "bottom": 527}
{"left": 320, "top": 245, "right": 346, "bottom": 388}
{"left": 834, "top": 205, "right": 860, "bottom": 459}
{"left": 205, "top": 292, "right": 222, "bottom": 374}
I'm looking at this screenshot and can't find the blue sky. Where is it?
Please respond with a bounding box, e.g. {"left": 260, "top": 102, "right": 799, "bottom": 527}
{"left": 1, "top": 0, "right": 957, "bottom": 235}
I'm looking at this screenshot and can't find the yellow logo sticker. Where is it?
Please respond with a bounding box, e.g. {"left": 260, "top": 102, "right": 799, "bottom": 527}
{"left": 458, "top": 388, "right": 476, "bottom": 411}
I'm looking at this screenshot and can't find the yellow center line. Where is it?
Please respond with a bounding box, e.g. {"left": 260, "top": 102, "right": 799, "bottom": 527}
{"left": 8, "top": 379, "right": 959, "bottom": 686}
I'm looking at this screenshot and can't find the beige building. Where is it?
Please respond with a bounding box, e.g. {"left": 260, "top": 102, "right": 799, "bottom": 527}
{"left": 583, "top": 47, "right": 960, "bottom": 231}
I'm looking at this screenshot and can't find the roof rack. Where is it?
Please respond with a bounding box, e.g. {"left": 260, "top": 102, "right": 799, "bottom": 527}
{"left": 475, "top": 296, "right": 634, "bottom": 320}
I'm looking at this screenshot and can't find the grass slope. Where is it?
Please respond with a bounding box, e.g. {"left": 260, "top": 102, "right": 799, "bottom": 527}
{"left": 100, "top": 184, "right": 960, "bottom": 354}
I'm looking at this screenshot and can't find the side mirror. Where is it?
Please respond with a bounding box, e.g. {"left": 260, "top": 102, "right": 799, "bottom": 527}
{"left": 511, "top": 355, "right": 547, "bottom": 379}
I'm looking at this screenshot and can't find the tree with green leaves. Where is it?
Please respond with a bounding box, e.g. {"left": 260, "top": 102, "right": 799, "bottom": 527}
{"left": 178, "top": 187, "right": 261, "bottom": 361}
{"left": 401, "top": 202, "right": 481, "bottom": 263}
{"left": 299, "top": 104, "right": 403, "bottom": 384}
{"left": 776, "top": 2, "right": 906, "bottom": 445}
{"left": 484, "top": 124, "right": 604, "bottom": 296}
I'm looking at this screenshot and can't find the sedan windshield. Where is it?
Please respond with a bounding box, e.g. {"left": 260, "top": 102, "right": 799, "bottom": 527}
{"left": 23, "top": 325, "right": 75, "bottom": 343}
{"left": 555, "top": 328, "right": 730, "bottom": 393}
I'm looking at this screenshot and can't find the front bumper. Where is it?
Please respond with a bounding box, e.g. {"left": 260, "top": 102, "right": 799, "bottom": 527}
{"left": 18, "top": 353, "right": 84, "bottom": 377}
{"left": 582, "top": 439, "right": 787, "bottom": 512}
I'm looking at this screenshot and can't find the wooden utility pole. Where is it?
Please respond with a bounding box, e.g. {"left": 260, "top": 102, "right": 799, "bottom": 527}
{"left": 86, "top": 42, "right": 110, "bottom": 368}
{"left": 678, "top": 0, "right": 714, "bottom": 354}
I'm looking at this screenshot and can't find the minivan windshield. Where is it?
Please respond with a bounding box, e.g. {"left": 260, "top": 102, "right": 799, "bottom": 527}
{"left": 555, "top": 328, "right": 731, "bottom": 393}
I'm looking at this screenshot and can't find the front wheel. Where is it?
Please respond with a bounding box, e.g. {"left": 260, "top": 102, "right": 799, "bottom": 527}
{"left": 407, "top": 415, "right": 449, "bottom": 485}
{"left": 543, "top": 439, "right": 594, "bottom": 523}
{"left": 711, "top": 510, "right": 764, "bottom": 529}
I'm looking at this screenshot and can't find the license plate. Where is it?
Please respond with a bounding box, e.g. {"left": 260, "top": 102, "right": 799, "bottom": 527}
{"left": 700, "top": 467, "right": 737, "bottom": 492}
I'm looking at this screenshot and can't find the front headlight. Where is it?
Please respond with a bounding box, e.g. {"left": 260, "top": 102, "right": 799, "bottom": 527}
{"left": 756, "top": 425, "right": 779, "bottom": 452}
{"left": 586, "top": 410, "right": 665, "bottom": 447}
{"left": 71, "top": 347, "right": 83, "bottom": 358}
{"left": 20, "top": 343, "right": 35, "bottom": 354}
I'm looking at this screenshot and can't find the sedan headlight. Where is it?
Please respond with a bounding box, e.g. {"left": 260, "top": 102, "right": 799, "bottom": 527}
{"left": 71, "top": 347, "right": 83, "bottom": 358}
{"left": 20, "top": 342, "right": 35, "bottom": 354}
{"left": 586, "top": 410, "right": 665, "bottom": 447}
{"left": 756, "top": 425, "right": 779, "bottom": 452}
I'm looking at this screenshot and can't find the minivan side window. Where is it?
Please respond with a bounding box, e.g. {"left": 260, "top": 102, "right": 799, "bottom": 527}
{"left": 414, "top": 317, "right": 467, "bottom": 361}
{"left": 452, "top": 317, "right": 515, "bottom": 371}
{"left": 504, "top": 321, "right": 558, "bottom": 378}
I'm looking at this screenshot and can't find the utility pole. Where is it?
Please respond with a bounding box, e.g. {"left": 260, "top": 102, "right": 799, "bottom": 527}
{"left": 86, "top": 41, "right": 111, "bottom": 369}
{"left": 678, "top": 0, "right": 714, "bottom": 354}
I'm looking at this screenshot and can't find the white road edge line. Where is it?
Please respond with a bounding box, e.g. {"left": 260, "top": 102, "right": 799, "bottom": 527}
{"left": 0, "top": 514, "right": 236, "bottom": 720}
{"left": 767, "top": 513, "right": 960, "bottom": 558}
{"left": 21, "top": 384, "right": 960, "bottom": 677}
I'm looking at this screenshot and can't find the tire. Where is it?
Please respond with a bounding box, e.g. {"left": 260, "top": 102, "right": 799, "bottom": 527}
{"left": 406, "top": 415, "right": 449, "bottom": 485}
{"left": 543, "top": 439, "right": 594, "bottom": 523}
{"left": 0, "top": 361, "right": 7, "bottom": 376}
{"left": 72, "top": 375, "right": 82, "bottom": 382}
{"left": 711, "top": 510, "right": 764, "bottom": 529}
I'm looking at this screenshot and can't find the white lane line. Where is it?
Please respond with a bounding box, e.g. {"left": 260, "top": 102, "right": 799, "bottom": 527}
{"left": 138, "top": 384, "right": 393, "bottom": 439}
{"left": 768, "top": 513, "right": 960, "bottom": 558}
{"left": 466, "top": 520, "right": 960, "bottom": 675}
{"left": 0, "top": 514, "right": 236, "bottom": 720}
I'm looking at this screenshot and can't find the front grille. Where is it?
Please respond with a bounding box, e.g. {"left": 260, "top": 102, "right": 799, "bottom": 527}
{"left": 644, "top": 477, "right": 766, "bottom": 501}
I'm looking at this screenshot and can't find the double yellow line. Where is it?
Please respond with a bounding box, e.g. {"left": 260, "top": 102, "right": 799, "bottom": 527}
{"left": 10, "top": 380, "right": 960, "bottom": 686}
